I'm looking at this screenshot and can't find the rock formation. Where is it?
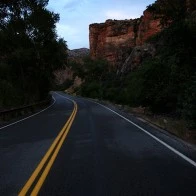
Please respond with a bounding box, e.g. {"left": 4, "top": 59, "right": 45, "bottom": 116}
{"left": 90, "top": 19, "right": 139, "bottom": 69}
{"left": 54, "top": 67, "right": 73, "bottom": 85}
{"left": 54, "top": 48, "right": 89, "bottom": 87}
{"left": 136, "top": 10, "right": 162, "bottom": 45}
{"left": 89, "top": 9, "right": 162, "bottom": 70}
{"left": 120, "top": 43, "right": 156, "bottom": 73}
{"left": 68, "top": 48, "right": 89, "bottom": 58}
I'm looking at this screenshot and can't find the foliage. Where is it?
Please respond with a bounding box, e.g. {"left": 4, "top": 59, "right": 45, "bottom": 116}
{"left": 181, "top": 74, "right": 196, "bottom": 128}
{"left": 54, "top": 79, "right": 74, "bottom": 91}
{"left": 147, "top": 0, "right": 187, "bottom": 25}
{"left": 122, "top": 17, "right": 195, "bottom": 124}
{"left": 79, "top": 57, "right": 109, "bottom": 99}
{"left": 76, "top": 11, "right": 196, "bottom": 129}
{"left": 0, "top": 0, "right": 67, "bottom": 108}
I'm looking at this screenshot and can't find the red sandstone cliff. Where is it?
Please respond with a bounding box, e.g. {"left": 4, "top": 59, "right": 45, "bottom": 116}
{"left": 89, "top": 10, "right": 162, "bottom": 67}
{"left": 136, "top": 10, "right": 162, "bottom": 45}
{"left": 90, "top": 19, "right": 139, "bottom": 68}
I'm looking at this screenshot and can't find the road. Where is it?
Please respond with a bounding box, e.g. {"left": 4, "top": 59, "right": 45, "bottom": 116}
{"left": 0, "top": 92, "right": 196, "bottom": 196}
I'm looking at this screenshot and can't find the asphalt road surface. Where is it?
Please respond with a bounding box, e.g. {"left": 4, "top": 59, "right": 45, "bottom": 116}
{"left": 0, "top": 92, "right": 196, "bottom": 196}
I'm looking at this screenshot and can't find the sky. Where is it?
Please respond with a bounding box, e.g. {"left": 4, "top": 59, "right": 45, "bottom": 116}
{"left": 47, "top": 0, "right": 156, "bottom": 49}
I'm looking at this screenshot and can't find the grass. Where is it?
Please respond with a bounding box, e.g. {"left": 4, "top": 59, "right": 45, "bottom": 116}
{"left": 102, "top": 102, "right": 196, "bottom": 144}
{"left": 64, "top": 92, "right": 196, "bottom": 145}
{"left": 125, "top": 106, "right": 196, "bottom": 144}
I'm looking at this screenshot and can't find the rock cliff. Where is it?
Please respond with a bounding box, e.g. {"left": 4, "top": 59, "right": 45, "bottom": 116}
{"left": 89, "top": 10, "right": 162, "bottom": 69}
{"left": 54, "top": 48, "right": 88, "bottom": 88}
{"left": 136, "top": 10, "right": 162, "bottom": 45}
{"left": 90, "top": 19, "right": 139, "bottom": 68}
{"left": 120, "top": 43, "right": 156, "bottom": 73}
{"left": 68, "top": 48, "right": 89, "bottom": 58}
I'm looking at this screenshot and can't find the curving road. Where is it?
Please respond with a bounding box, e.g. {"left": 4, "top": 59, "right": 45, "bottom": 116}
{"left": 0, "top": 92, "right": 196, "bottom": 196}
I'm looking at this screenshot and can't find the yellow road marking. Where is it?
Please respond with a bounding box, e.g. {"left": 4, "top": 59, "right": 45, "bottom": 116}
{"left": 31, "top": 103, "right": 77, "bottom": 195}
{"left": 19, "top": 101, "right": 77, "bottom": 196}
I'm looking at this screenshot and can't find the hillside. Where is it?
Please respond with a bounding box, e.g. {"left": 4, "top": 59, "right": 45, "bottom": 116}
{"left": 54, "top": 48, "right": 90, "bottom": 91}
{"left": 66, "top": 0, "right": 196, "bottom": 130}
{"left": 89, "top": 10, "right": 162, "bottom": 69}
{"left": 68, "top": 48, "right": 89, "bottom": 58}
{"left": 0, "top": 1, "right": 67, "bottom": 110}
{"left": 89, "top": 0, "right": 196, "bottom": 73}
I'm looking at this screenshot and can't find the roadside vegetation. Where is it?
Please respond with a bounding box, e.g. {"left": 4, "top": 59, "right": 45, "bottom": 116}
{"left": 70, "top": 0, "right": 196, "bottom": 132}
{"left": 0, "top": 0, "right": 67, "bottom": 109}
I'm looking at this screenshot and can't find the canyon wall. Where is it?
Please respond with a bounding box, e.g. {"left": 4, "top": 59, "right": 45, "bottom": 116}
{"left": 89, "top": 10, "right": 162, "bottom": 68}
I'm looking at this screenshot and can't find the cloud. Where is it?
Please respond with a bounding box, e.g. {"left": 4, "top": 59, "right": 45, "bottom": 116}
{"left": 56, "top": 23, "right": 89, "bottom": 49}
{"left": 64, "top": 0, "right": 78, "bottom": 11}
{"left": 63, "top": 0, "right": 88, "bottom": 12}
{"left": 48, "top": 0, "right": 156, "bottom": 49}
{"left": 105, "top": 10, "right": 138, "bottom": 20}
{"left": 56, "top": 23, "right": 77, "bottom": 38}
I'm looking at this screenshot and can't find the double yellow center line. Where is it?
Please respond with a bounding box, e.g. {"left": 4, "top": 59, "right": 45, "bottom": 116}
{"left": 19, "top": 100, "right": 77, "bottom": 196}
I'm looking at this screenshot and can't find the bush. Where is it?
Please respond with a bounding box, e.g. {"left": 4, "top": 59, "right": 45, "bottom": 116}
{"left": 80, "top": 82, "right": 102, "bottom": 99}
{"left": 55, "top": 79, "right": 74, "bottom": 91}
{"left": 0, "top": 0, "right": 68, "bottom": 108}
{"left": 181, "top": 74, "right": 196, "bottom": 129}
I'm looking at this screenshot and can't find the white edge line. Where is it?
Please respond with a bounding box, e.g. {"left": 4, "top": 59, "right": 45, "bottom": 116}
{"left": 54, "top": 92, "right": 76, "bottom": 104}
{"left": 89, "top": 99, "right": 196, "bottom": 168}
{"left": 52, "top": 93, "right": 196, "bottom": 168}
{"left": 0, "top": 96, "right": 56, "bottom": 130}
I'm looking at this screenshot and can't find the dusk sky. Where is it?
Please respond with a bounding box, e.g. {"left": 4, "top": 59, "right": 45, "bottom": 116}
{"left": 47, "top": 0, "right": 156, "bottom": 49}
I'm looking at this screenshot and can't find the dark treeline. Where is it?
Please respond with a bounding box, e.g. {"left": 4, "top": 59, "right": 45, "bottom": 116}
{"left": 70, "top": 0, "right": 196, "bottom": 128}
{"left": 0, "top": 0, "right": 67, "bottom": 109}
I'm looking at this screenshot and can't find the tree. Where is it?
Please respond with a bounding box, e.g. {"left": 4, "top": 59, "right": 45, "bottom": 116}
{"left": 147, "top": 0, "right": 187, "bottom": 25}
{"left": 0, "top": 0, "right": 68, "bottom": 107}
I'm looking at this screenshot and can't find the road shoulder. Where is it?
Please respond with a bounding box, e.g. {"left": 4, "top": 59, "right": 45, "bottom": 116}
{"left": 69, "top": 93, "right": 196, "bottom": 165}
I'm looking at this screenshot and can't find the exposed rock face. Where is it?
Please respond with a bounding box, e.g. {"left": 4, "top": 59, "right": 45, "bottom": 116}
{"left": 89, "top": 10, "right": 162, "bottom": 69}
{"left": 90, "top": 19, "right": 139, "bottom": 68}
{"left": 68, "top": 48, "right": 89, "bottom": 58}
{"left": 120, "top": 44, "right": 156, "bottom": 73}
{"left": 54, "top": 67, "right": 73, "bottom": 85}
{"left": 68, "top": 48, "right": 89, "bottom": 63}
{"left": 54, "top": 48, "right": 88, "bottom": 87}
{"left": 66, "top": 76, "right": 83, "bottom": 94}
{"left": 136, "top": 10, "right": 162, "bottom": 45}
